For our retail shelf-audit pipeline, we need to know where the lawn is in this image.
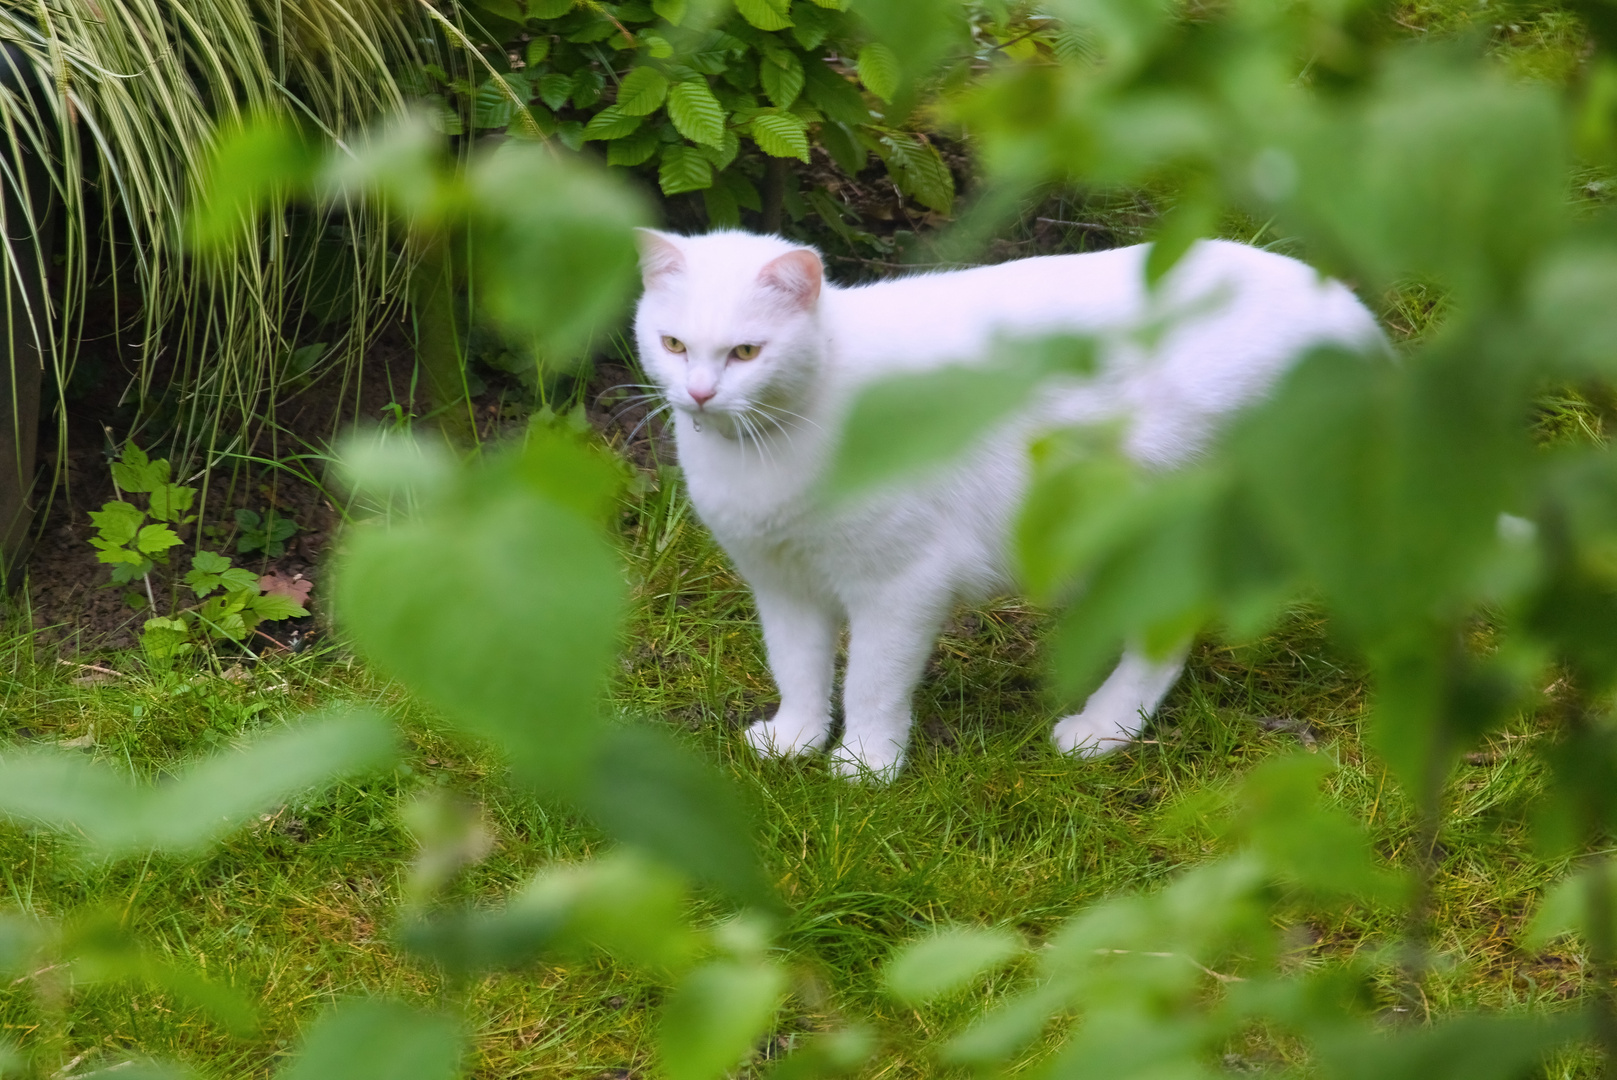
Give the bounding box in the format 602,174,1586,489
1,1,1613,1076
0,469,1594,1077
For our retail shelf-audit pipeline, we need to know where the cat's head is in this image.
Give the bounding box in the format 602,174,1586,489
633,229,825,425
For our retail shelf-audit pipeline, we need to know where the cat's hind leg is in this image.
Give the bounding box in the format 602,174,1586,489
1052,647,1185,758
745,586,838,759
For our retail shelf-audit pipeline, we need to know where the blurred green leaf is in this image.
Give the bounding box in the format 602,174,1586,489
828,336,1093,499
186,116,318,252
883,926,1024,1004
1230,754,1406,904
583,724,771,907
0,711,397,856
763,1027,874,1080
335,445,624,789
660,959,789,1080
1315,1013,1584,1080
279,999,464,1080
402,851,699,974
467,142,647,354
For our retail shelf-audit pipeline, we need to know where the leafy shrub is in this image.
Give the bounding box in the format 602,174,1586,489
416,0,963,234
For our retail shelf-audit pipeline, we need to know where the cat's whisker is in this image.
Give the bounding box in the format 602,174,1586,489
594,381,664,406
607,393,667,425
755,402,823,434
622,402,672,449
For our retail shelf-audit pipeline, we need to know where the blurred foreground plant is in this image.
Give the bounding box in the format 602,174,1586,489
9,0,1617,1075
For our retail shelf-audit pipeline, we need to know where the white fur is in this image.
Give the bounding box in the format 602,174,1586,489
633,230,1382,780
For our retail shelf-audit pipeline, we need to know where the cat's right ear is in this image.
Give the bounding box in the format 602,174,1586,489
636,228,685,288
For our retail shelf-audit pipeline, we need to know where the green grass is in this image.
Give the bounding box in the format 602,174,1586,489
0,469,1595,1077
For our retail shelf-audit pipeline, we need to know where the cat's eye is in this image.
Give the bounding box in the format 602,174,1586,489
661,335,687,354
730,343,761,361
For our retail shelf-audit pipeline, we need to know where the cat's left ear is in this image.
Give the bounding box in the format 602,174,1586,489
759,249,823,310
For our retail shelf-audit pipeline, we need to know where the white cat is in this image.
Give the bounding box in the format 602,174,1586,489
632,229,1381,779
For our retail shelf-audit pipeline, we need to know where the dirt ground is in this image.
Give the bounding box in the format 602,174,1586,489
20,327,675,656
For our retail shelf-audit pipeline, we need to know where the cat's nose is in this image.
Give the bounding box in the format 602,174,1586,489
689,387,715,406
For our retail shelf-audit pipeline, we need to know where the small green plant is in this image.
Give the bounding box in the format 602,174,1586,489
88,444,310,664
235,507,299,558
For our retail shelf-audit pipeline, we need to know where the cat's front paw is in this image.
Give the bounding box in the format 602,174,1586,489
829,733,906,783
745,709,831,759
1052,708,1141,759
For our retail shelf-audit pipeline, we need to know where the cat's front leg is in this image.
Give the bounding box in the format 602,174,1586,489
1052,647,1186,757
834,585,951,782
745,586,838,759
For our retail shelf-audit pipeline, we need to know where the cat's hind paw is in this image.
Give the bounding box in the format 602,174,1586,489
829,735,906,783
1052,708,1143,759
744,710,831,759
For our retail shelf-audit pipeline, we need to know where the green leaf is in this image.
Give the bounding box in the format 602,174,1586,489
857,43,900,103
884,926,1024,1004
1315,1014,1583,1080
1145,187,1219,286
0,711,398,856
696,128,741,170
817,120,866,174
280,999,464,1080
790,3,831,49
805,64,870,127
529,0,574,15
466,143,648,354
1526,861,1617,948
760,48,804,108
704,184,741,228
570,67,606,108
135,524,183,559
735,0,792,31
186,118,318,253
526,37,551,65
660,960,789,1080
89,501,145,546
659,143,715,194
667,78,727,146
147,483,196,523
879,133,954,214
652,0,686,23
249,591,310,622
828,338,1092,498
335,439,625,790
608,127,661,166
617,66,671,115
473,76,524,129
764,1027,875,1080
141,616,194,662
184,549,233,596
582,105,645,141
748,109,810,161
538,72,574,111
111,444,169,494
401,851,700,975
582,723,771,906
